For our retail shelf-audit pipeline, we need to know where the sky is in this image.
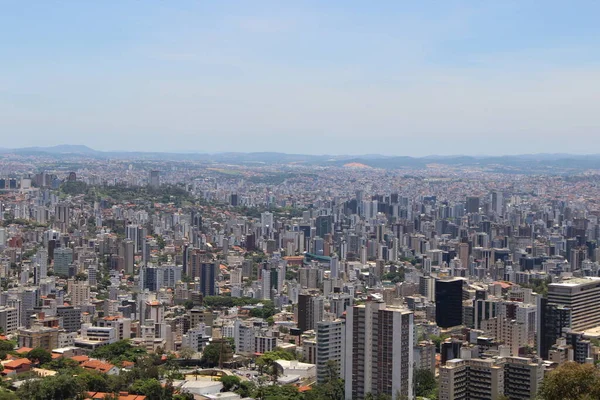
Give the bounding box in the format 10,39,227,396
1,1,600,156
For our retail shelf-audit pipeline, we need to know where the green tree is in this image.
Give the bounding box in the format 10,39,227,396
0,340,16,360
26,348,52,365
77,370,109,392
304,360,344,400
235,381,256,398
200,343,228,367
538,362,600,400
17,374,85,400
220,375,241,392
130,378,170,400
0,390,18,400
414,368,437,398
90,339,147,364
42,357,81,372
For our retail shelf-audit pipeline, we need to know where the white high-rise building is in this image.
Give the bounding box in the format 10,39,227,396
316,319,345,384
261,212,273,233
344,300,414,400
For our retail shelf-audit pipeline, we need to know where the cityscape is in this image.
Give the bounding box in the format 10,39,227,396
3,2,600,400
0,147,599,399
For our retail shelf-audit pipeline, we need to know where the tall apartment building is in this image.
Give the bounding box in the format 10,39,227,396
56,306,82,333
149,170,160,188
316,319,345,383
189,251,216,296
503,356,544,400
344,300,414,400
439,357,504,400
0,307,19,335
67,279,90,307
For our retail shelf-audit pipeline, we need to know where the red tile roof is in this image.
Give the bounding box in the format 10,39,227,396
81,359,116,373
4,358,32,369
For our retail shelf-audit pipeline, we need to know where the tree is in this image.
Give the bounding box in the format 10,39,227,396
0,390,18,400
90,339,147,364
27,348,52,365
304,360,344,400
178,346,196,360
538,362,600,400
220,375,241,392
0,340,15,360
77,370,109,392
200,343,223,367
414,368,437,398
130,378,169,400
17,374,85,400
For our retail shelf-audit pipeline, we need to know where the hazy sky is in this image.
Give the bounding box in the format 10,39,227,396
2,1,600,156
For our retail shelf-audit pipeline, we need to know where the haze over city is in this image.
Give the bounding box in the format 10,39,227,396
2,1,600,155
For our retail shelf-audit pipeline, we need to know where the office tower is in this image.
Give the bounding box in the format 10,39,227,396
344,300,414,400
538,297,571,360
140,266,159,292
316,319,345,383
120,239,134,274
199,261,216,297
261,268,272,300
547,277,600,332
537,277,600,359
466,196,480,214
53,247,73,277
149,170,160,188
297,294,324,332
435,278,464,328
330,255,340,279
492,191,504,216
316,215,333,238
439,358,505,400
191,210,203,230
126,225,139,251
162,265,182,288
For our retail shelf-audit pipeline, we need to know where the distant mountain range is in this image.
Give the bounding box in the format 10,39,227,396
2,145,600,171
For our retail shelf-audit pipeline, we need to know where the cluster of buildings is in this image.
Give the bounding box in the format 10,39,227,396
2,155,600,399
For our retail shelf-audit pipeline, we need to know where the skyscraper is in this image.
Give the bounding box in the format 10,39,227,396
316,319,345,384
435,278,464,328
466,196,480,214
199,261,216,297
53,247,73,277
491,191,504,216
149,170,160,188
297,294,324,332
344,300,414,400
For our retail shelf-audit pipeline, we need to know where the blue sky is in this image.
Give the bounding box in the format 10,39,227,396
1,1,600,155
